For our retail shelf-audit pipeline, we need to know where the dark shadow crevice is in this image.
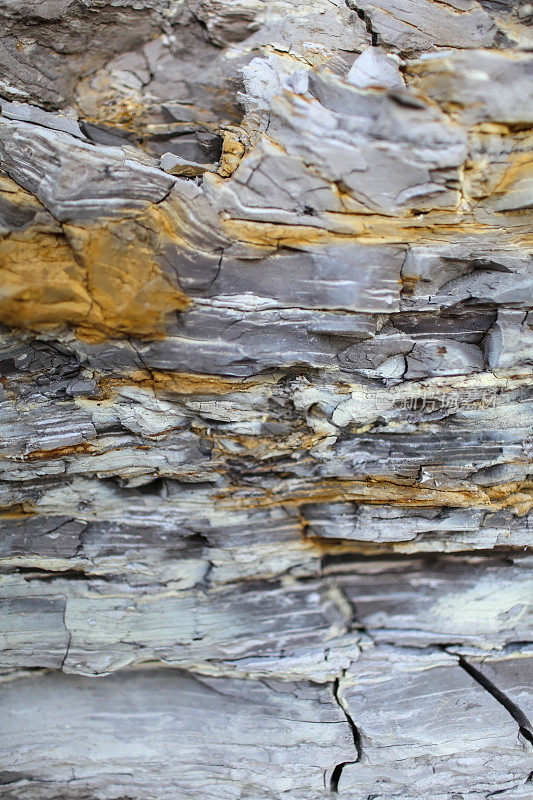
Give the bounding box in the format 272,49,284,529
330,676,363,792
457,655,533,745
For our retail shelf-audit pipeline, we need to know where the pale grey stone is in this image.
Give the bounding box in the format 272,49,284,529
347,46,405,90
0,669,356,800
0,1,532,797
354,0,497,51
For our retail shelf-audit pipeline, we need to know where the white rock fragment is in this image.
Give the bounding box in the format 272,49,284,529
160,152,217,176
347,47,404,90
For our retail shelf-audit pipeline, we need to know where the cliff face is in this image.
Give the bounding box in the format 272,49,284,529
0,2,532,798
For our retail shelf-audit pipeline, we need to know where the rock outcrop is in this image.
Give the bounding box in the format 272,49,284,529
0,1,532,798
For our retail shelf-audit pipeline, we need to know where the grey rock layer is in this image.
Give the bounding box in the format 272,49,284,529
0,1,532,799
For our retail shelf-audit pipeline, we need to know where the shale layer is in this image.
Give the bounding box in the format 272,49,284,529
0,1,532,798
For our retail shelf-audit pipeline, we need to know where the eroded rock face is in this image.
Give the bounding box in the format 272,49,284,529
0,2,532,798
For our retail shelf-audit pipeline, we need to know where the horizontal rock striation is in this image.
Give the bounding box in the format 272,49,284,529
0,1,532,798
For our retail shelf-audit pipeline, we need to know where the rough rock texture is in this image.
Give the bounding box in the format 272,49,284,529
0,2,532,799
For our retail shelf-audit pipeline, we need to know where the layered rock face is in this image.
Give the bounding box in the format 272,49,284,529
1,2,532,798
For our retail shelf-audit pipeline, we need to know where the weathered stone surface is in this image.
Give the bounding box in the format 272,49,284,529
0,669,356,800
337,648,533,798
0,0,532,797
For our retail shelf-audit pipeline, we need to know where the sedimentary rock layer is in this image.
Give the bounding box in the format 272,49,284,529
0,1,532,798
